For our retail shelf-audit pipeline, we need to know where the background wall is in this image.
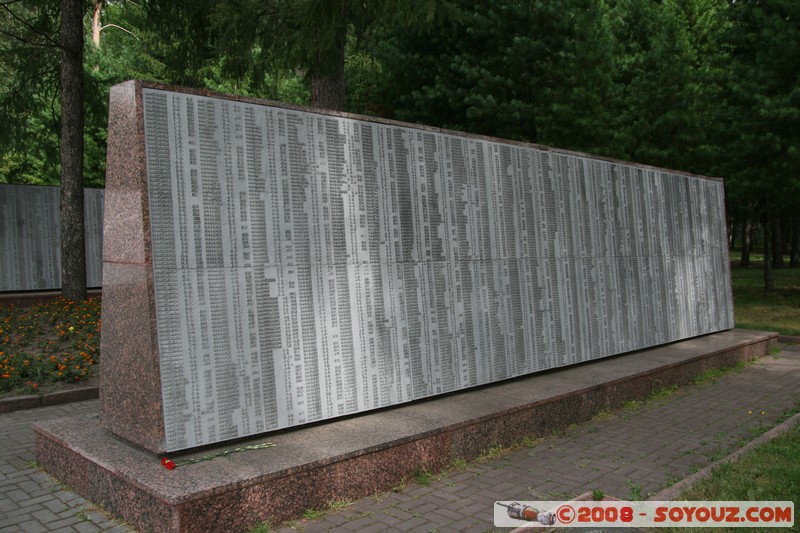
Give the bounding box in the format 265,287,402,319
0,184,103,292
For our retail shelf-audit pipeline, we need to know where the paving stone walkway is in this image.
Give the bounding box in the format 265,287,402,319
1,345,799,533
0,400,127,533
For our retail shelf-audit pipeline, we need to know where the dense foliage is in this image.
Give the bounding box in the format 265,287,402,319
1,0,798,286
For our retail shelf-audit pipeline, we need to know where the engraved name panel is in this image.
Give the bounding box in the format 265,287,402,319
141,89,733,451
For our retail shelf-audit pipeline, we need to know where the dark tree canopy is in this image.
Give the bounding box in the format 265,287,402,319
1,0,799,293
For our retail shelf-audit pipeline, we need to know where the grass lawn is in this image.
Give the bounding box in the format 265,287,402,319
667,421,800,532
730,257,800,336
679,421,800,502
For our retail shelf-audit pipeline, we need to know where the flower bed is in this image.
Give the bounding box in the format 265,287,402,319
0,298,100,394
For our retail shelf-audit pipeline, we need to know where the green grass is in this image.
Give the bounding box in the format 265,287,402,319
693,361,748,385
247,522,272,533
413,466,432,486
0,298,101,394
280,499,354,529
730,251,800,336
666,422,800,531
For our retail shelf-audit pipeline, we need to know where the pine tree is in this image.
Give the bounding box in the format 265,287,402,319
59,0,86,301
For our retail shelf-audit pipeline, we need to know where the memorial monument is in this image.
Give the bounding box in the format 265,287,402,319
34,80,760,533
98,81,733,454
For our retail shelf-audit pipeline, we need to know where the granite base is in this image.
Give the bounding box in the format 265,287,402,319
34,329,777,533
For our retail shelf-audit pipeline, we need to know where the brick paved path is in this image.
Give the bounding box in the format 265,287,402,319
2,345,799,533
0,400,127,533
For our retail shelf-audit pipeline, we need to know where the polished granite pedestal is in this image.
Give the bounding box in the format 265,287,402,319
34,329,776,533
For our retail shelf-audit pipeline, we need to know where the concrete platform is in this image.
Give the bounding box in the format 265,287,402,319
0,288,102,307
0,384,99,414
34,329,777,533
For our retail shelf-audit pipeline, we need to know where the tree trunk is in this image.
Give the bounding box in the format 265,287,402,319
771,217,785,268
309,25,346,111
60,0,86,302
729,219,736,249
790,217,800,268
92,0,104,48
740,219,751,267
763,219,774,293
310,72,346,111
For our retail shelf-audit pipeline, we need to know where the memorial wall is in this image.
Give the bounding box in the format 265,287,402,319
0,184,103,292
102,82,734,453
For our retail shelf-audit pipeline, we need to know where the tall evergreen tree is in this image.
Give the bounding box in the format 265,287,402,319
360,0,616,154
59,0,86,301
0,0,61,184
723,0,800,288
210,0,440,110
605,0,730,174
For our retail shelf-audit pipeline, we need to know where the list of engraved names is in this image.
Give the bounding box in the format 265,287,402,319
142,89,733,451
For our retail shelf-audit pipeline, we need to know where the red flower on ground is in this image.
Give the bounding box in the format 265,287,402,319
161,457,176,470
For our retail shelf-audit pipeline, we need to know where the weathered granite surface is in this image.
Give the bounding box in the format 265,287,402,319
35,329,776,533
